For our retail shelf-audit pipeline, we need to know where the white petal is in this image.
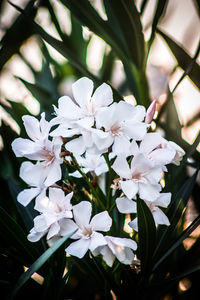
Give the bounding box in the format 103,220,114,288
155,193,171,208
59,219,78,236
65,238,90,258
44,161,62,187
113,101,137,122
69,170,82,178
48,187,64,203
90,211,112,232
131,153,153,174
65,136,86,155
20,161,46,186
95,163,108,176
123,122,147,141
120,180,138,200
72,77,93,108
150,148,175,165
73,201,92,228
112,136,131,155
22,115,41,141
34,215,49,232
138,182,161,202
152,207,170,226
116,197,136,213
128,218,138,231
98,246,115,267
109,236,137,251
47,222,60,239
57,96,82,119
89,232,107,251
112,156,131,179
17,187,40,206
91,83,113,110
50,126,80,138
95,105,115,130
12,138,42,160
140,133,163,154
27,228,46,242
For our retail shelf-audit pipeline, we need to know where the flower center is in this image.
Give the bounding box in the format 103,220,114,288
110,123,122,136
82,225,93,237
132,172,142,181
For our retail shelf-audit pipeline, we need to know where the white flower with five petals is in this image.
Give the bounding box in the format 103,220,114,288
69,153,108,178
94,101,148,154
60,201,112,259
112,153,162,201
92,236,137,267
28,188,73,242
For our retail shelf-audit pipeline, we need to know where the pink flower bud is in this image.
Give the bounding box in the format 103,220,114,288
145,100,157,124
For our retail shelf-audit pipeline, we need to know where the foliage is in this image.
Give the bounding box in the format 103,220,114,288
0,1,199,299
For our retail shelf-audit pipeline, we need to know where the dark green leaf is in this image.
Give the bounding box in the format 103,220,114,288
11,229,77,298
153,215,200,271
157,29,200,89
154,170,199,260
149,0,168,47
137,198,156,277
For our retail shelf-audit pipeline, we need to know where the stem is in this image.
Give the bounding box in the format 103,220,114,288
103,154,113,211
70,156,106,210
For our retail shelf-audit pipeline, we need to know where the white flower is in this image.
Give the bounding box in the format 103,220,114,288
17,161,47,206
128,193,171,231
92,236,137,267
145,100,157,124
60,201,112,258
28,188,73,242
167,141,185,165
129,133,177,167
94,101,148,154
69,153,108,178
112,153,162,201
12,113,51,160
50,77,113,139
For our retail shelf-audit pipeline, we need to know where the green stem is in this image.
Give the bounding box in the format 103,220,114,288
103,154,113,211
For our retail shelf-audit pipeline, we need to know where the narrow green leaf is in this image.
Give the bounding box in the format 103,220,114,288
149,0,168,48
11,230,77,298
153,215,200,271
157,29,200,89
104,0,145,68
154,170,199,259
0,206,39,261
137,198,156,276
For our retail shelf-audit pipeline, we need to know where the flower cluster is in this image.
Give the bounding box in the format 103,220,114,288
12,77,185,267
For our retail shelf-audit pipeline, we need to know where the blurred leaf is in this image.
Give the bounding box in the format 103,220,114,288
137,198,156,277
104,0,145,68
148,0,168,48
140,0,149,15
157,29,200,89
100,49,115,82
11,229,77,298
0,0,36,71
185,111,200,127
16,76,56,113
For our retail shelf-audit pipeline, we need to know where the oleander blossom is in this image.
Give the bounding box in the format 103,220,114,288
92,236,137,267
60,201,112,259
94,101,148,154
128,193,171,230
28,188,73,242
112,154,162,201
69,153,108,178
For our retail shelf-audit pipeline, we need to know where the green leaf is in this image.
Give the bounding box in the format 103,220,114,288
153,215,200,271
0,206,39,263
104,0,145,68
16,76,56,113
157,29,200,89
0,0,36,71
11,229,77,298
137,198,156,277
148,0,168,48
154,170,199,260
